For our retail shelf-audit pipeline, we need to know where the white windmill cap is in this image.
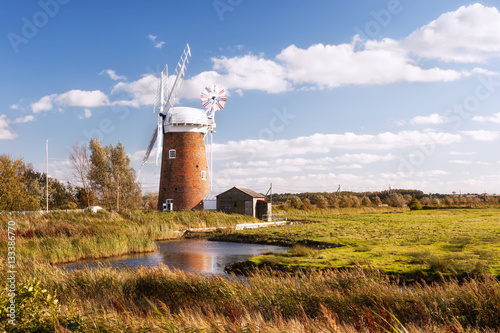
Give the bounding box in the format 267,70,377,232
165,107,208,133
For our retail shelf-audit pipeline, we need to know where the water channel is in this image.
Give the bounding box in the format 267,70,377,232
63,239,288,275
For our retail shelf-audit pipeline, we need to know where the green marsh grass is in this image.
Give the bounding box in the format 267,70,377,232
216,208,500,280
0,209,258,264
2,207,500,331
2,259,500,332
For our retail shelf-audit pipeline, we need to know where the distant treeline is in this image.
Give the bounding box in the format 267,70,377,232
268,189,500,209
0,138,141,212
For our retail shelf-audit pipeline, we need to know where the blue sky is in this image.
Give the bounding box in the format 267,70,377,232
1,0,500,195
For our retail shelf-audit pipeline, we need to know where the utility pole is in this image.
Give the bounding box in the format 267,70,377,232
265,183,273,220
117,177,120,212
46,140,49,212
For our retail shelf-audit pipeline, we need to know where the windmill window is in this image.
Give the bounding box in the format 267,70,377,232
201,170,207,180
169,149,176,159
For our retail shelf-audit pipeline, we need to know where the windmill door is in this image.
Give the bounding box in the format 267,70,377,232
244,201,252,216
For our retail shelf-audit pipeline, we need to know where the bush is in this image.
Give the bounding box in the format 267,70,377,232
408,198,422,210
289,196,304,209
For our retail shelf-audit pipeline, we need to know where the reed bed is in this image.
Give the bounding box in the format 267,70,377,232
1,259,500,332
0,209,256,264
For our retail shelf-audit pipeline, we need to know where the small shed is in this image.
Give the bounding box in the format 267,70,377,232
203,193,218,210
216,187,271,220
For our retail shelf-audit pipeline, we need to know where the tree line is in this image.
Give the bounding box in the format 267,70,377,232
271,190,499,210
0,138,141,211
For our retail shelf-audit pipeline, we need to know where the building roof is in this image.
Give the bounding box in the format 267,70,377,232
217,186,265,198
168,107,208,126
203,192,218,201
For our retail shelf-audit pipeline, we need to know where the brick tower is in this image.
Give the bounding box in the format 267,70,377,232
157,107,209,211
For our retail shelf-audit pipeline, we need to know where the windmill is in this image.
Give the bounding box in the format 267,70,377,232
139,44,228,211
200,84,227,191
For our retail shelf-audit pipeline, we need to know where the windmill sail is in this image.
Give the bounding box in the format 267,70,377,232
164,44,191,114
137,44,191,180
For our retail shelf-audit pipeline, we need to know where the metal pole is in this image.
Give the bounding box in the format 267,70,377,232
210,131,213,192
46,140,48,212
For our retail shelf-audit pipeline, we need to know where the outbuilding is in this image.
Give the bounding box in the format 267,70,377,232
216,187,271,220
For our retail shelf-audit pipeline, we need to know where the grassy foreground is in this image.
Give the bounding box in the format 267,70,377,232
1,260,500,332
2,207,500,331
213,208,500,281
0,209,256,264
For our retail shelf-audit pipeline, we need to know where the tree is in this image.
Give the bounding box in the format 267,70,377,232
0,155,40,211
302,198,313,209
88,138,141,211
408,197,422,210
351,196,361,208
385,193,406,207
289,196,304,209
25,170,77,210
89,138,111,207
328,196,339,208
361,196,371,207
313,194,328,208
340,196,353,208
69,141,93,207
108,141,141,210
371,196,382,206
143,192,158,210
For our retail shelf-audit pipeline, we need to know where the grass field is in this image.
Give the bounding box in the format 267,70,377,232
213,208,500,281
0,209,257,264
2,260,500,332
2,207,500,331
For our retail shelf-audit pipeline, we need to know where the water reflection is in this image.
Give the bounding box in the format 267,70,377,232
63,239,288,275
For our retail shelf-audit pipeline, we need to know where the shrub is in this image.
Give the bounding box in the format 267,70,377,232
408,198,422,210
289,196,304,209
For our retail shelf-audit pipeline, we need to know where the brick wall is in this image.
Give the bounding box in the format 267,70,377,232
157,131,209,211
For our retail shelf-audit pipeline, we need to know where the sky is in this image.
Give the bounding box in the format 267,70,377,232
1,0,500,195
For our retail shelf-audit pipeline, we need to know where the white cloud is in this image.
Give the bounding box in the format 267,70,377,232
218,153,396,178
99,69,127,81
155,41,165,49
130,150,147,163
276,40,465,89
472,112,500,124
32,90,110,113
32,94,56,113
78,109,92,119
147,34,165,49
0,114,17,140
0,114,35,140
461,130,500,141
448,160,489,166
111,74,158,107
56,90,109,108
9,104,19,110
64,4,500,109
12,115,34,123
213,130,462,160
449,159,473,164
411,113,445,125
28,4,500,112
179,55,291,97
449,151,477,156
404,4,500,63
